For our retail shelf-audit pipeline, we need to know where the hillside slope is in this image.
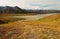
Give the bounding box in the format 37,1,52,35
0,14,60,39
39,14,60,22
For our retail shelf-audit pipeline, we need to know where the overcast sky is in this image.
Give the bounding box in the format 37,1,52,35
0,0,60,10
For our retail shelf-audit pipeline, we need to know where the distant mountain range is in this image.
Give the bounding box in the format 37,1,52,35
0,6,60,14
0,6,24,14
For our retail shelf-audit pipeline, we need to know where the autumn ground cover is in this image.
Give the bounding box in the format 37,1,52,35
0,14,60,39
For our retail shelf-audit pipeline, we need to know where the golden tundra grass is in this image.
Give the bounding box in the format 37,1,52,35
0,13,36,16
0,14,60,39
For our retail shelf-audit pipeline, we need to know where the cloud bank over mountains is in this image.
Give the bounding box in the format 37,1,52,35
0,0,60,10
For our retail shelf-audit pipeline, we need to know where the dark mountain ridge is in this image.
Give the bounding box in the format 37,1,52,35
0,6,60,14
0,6,23,14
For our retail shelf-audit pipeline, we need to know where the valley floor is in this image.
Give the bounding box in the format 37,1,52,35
0,13,60,39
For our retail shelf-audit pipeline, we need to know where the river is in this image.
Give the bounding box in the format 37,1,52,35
6,13,57,20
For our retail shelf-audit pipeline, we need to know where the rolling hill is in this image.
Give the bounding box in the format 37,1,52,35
0,14,60,39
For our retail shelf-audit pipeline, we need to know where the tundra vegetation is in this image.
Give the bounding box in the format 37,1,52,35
0,14,60,39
